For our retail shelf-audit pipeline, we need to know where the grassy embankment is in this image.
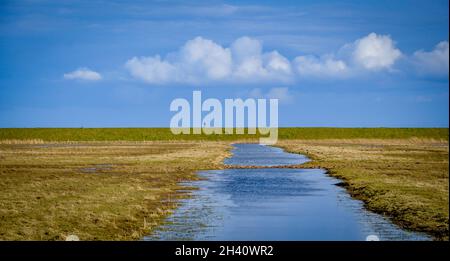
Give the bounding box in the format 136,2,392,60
0,128,448,240
0,127,447,141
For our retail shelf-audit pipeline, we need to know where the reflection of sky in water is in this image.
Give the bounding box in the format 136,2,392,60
224,143,310,166
145,144,430,241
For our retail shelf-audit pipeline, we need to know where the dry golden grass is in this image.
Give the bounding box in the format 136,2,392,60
1,137,448,240
0,141,231,240
278,139,449,240
0,139,45,144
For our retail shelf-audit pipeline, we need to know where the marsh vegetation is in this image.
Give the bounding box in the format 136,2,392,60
0,141,230,240
0,128,448,240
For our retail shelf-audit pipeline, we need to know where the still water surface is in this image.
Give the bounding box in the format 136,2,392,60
145,144,430,240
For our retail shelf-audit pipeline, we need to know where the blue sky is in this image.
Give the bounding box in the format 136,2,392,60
0,0,448,127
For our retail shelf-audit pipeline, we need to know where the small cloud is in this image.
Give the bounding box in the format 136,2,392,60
63,68,102,81
247,87,264,98
231,37,292,82
180,36,232,81
248,87,293,104
264,51,292,75
412,41,449,77
265,87,293,104
293,54,348,77
351,32,402,70
125,56,176,84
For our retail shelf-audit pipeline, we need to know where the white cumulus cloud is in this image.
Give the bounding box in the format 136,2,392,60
264,51,292,75
125,36,292,84
180,37,232,81
125,56,176,84
351,32,402,70
124,34,446,84
63,68,102,81
231,37,292,82
293,55,348,77
412,41,449,77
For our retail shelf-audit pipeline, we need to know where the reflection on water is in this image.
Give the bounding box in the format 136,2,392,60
144,144,430,241
224,143,310,166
